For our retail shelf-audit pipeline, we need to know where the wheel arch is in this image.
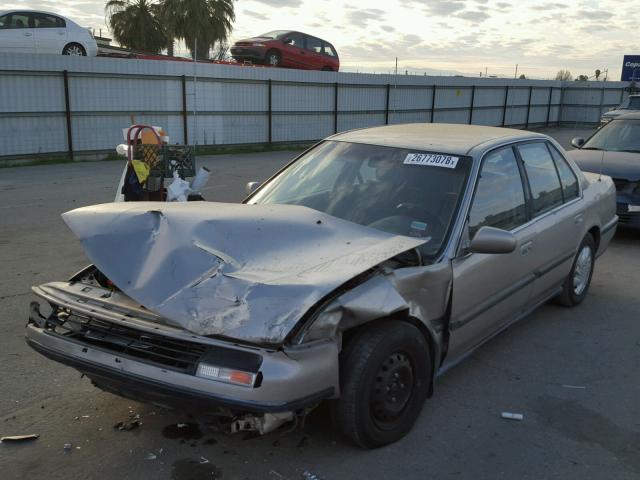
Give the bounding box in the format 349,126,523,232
587,225,600,252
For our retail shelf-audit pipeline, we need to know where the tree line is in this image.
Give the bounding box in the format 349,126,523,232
105,0,234,60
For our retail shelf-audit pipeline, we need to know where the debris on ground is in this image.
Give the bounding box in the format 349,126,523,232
501,412,524,421
114,413,142,431
269,471,288,480
0,434,39,442
561,384,586,389
145,453,157,460
63,443,72,451
302,471,324,480
199,456,209,464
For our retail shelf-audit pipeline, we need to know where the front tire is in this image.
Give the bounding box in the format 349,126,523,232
333,320,432,448
63,43,86,56
555,233,596,307
265,50,281,67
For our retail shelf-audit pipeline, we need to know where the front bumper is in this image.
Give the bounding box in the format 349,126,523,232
230,47,266,63
616,202,640,229
25,299,338,413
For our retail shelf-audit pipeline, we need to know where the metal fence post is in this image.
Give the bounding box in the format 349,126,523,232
62,70,74,160
268,79,273,144
558,86,565,126
334,82,339,133
385,83,390,125
468,85,475,124
501,85,509,126
620,88,625,103
545,87,553,126
181,75,188,144
430,85,436,123
525,86,533,129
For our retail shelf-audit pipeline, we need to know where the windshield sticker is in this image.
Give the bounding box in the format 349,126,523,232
404,153,459,169
409,221,431,239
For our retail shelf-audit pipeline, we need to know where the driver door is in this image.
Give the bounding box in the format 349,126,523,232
445,145,538,365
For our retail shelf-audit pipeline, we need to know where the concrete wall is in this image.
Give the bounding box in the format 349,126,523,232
0,53,630,158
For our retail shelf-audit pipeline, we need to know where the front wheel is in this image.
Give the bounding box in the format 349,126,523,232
63,43,86,56
555,233,596,307
333,320,432,448
265,50,281,67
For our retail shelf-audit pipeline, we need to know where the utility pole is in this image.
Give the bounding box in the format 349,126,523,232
514,64,518,79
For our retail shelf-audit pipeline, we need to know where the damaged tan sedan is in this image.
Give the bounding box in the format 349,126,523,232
26,124,617,448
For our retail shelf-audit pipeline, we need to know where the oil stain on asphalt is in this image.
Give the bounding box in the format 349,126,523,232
172,458,222,480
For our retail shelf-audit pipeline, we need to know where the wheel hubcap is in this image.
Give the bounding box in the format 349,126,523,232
572,245,592,296
66,46,83,56
269,55,279,65
371,352,414,424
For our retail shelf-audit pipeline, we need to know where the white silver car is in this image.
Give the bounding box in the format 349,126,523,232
0,10,97,56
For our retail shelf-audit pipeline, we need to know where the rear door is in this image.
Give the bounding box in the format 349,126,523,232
303,35,326,70
447,145,537,363
0,12,36,53
516,141,584,303
33,12,67,54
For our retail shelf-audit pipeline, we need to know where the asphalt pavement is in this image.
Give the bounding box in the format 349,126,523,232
1,126,639,480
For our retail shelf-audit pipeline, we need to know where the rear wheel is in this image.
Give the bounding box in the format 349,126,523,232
555,233,595,306
265,50,281,67
63,43,86,56
333,320,432,448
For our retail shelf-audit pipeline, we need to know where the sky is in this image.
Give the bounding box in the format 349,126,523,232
5,0,638,79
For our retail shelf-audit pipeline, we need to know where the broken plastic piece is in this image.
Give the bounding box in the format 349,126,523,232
1,434,39,442
145,453,157,460
166,172,191,202
63,443,72,450
501,412,524,421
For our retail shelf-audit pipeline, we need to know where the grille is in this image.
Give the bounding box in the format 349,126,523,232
56,315,208,373
617,211,638,224
612,178,629,192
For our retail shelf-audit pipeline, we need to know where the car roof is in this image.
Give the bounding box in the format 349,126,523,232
615,112,640,120
328,123,547,156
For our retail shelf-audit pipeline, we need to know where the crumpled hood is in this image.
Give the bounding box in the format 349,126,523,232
62,202,425,345
568,149,640,181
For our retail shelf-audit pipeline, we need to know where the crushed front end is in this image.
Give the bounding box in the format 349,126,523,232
26,270,339,434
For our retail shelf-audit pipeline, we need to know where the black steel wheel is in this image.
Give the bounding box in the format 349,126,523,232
333,320,432,448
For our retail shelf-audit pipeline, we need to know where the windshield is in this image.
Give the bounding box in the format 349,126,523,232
582,119,640,153
257,30,289,39
249,141,472,258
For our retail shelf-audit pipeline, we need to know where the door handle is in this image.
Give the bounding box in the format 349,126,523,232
57,32,65,35
24,32,33,37
574,213,584,224
520,241,533,255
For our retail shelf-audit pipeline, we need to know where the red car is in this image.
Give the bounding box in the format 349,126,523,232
231,30,339,71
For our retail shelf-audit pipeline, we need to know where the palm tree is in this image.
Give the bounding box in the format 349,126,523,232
160,0,235,60
157,0,183,57
106,0,167,53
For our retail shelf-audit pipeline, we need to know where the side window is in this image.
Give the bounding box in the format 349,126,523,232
518,142,563,216
284,32,304,48
306,36,323,54
322,42,337,57
469,147,527,237
547,143,579,201
34,13,66,28
3,13,31,28
0,14,8,29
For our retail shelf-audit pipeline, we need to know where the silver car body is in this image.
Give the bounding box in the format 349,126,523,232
26,124,617,424
600,94,640,126
0,9,98,56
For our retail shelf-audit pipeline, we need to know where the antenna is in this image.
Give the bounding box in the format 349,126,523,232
598,150,604,182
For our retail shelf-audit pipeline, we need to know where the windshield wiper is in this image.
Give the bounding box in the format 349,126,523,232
581,147,602,150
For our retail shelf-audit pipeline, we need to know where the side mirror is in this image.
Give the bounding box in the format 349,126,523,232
245,181,261,195
571,137,585,148
469,226,517,254
282,38,291,44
